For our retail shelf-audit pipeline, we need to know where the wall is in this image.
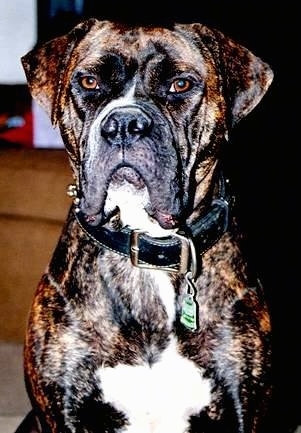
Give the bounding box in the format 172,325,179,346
0,1,37,84
0,149,72,341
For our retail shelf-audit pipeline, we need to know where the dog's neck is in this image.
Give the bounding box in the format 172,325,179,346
73,171,231,276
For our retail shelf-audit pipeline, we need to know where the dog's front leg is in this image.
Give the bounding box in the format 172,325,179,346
212,289,272,433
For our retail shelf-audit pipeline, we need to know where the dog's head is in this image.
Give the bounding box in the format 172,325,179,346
22,19,273,235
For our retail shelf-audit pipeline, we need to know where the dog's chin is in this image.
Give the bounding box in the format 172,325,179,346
104,183,178,237
82,167,178,236
82,166,177,236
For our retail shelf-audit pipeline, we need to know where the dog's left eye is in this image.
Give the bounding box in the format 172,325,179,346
169,78,192,93
79,76,99,90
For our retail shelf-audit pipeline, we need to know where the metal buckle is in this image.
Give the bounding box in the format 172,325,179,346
130,229,197,277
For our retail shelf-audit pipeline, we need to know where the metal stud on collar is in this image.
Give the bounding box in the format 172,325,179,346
66,184,80,213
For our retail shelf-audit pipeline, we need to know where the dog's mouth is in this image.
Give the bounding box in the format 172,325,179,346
80,165,181,232
111,166,145,190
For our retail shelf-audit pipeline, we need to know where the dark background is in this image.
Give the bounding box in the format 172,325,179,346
37,2,300,432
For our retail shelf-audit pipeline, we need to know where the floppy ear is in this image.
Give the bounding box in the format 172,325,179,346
186,23,274,126
21,18,98,125
218,31,273,125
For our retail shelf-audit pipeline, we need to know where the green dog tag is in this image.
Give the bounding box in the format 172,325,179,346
180,293,197,331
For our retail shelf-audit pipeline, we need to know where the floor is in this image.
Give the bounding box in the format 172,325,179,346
0,341,300,433
0,342,31,433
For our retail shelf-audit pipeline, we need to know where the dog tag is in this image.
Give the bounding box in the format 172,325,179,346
180,273,198,331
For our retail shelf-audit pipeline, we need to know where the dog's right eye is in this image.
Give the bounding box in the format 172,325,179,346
169,78,192,94
79,76,99,90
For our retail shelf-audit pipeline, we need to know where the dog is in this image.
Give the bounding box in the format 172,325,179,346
17,18,273,433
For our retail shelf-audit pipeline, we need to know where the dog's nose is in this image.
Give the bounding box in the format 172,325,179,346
101,108,153,146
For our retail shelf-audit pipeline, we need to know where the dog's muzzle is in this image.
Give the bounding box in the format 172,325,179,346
78,105,183,229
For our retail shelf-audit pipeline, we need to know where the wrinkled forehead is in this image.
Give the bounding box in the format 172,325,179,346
74,22,207,76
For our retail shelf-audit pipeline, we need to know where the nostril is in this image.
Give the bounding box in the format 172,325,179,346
101,108,153,146
101,117,118,139
128,117,151,135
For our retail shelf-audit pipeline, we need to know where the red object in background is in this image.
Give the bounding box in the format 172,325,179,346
0,84,33,148
0,110,33,148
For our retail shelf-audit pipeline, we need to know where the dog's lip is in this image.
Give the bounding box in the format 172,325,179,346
83,206,178,230
81,182,181,231
83,208,179,230
111,166,145,189
80,166,144,225
80,164,182,230
82,196,180,230
145,206,179,229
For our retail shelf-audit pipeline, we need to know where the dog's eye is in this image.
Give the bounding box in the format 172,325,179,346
79,76,99,90
169,78,192,93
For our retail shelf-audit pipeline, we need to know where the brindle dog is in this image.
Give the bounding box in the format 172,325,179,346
17,19,273,433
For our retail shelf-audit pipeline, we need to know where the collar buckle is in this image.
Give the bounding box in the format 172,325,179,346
130,229,197,276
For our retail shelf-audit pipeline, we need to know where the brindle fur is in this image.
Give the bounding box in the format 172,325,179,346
18,19,273,433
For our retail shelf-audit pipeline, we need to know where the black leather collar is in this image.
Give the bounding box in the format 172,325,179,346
74,174,231,275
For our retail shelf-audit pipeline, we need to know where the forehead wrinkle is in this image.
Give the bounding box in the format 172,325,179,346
142,28,206,66
74,23,135,64
138,43,203,79
75,24,208,79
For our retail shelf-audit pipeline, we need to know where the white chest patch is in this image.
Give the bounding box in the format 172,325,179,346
149,270,176,329
96,337,211,433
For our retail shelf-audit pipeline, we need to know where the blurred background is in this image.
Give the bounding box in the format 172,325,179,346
0,1,299,432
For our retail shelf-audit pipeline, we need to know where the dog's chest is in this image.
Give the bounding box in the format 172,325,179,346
96,336,211,433
93,270,212,432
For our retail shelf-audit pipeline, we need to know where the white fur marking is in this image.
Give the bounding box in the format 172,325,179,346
105,183,177,327
87,84,137,171
97,337,211,433
104,182,175,237
149,270,176,329
99,84,136,122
